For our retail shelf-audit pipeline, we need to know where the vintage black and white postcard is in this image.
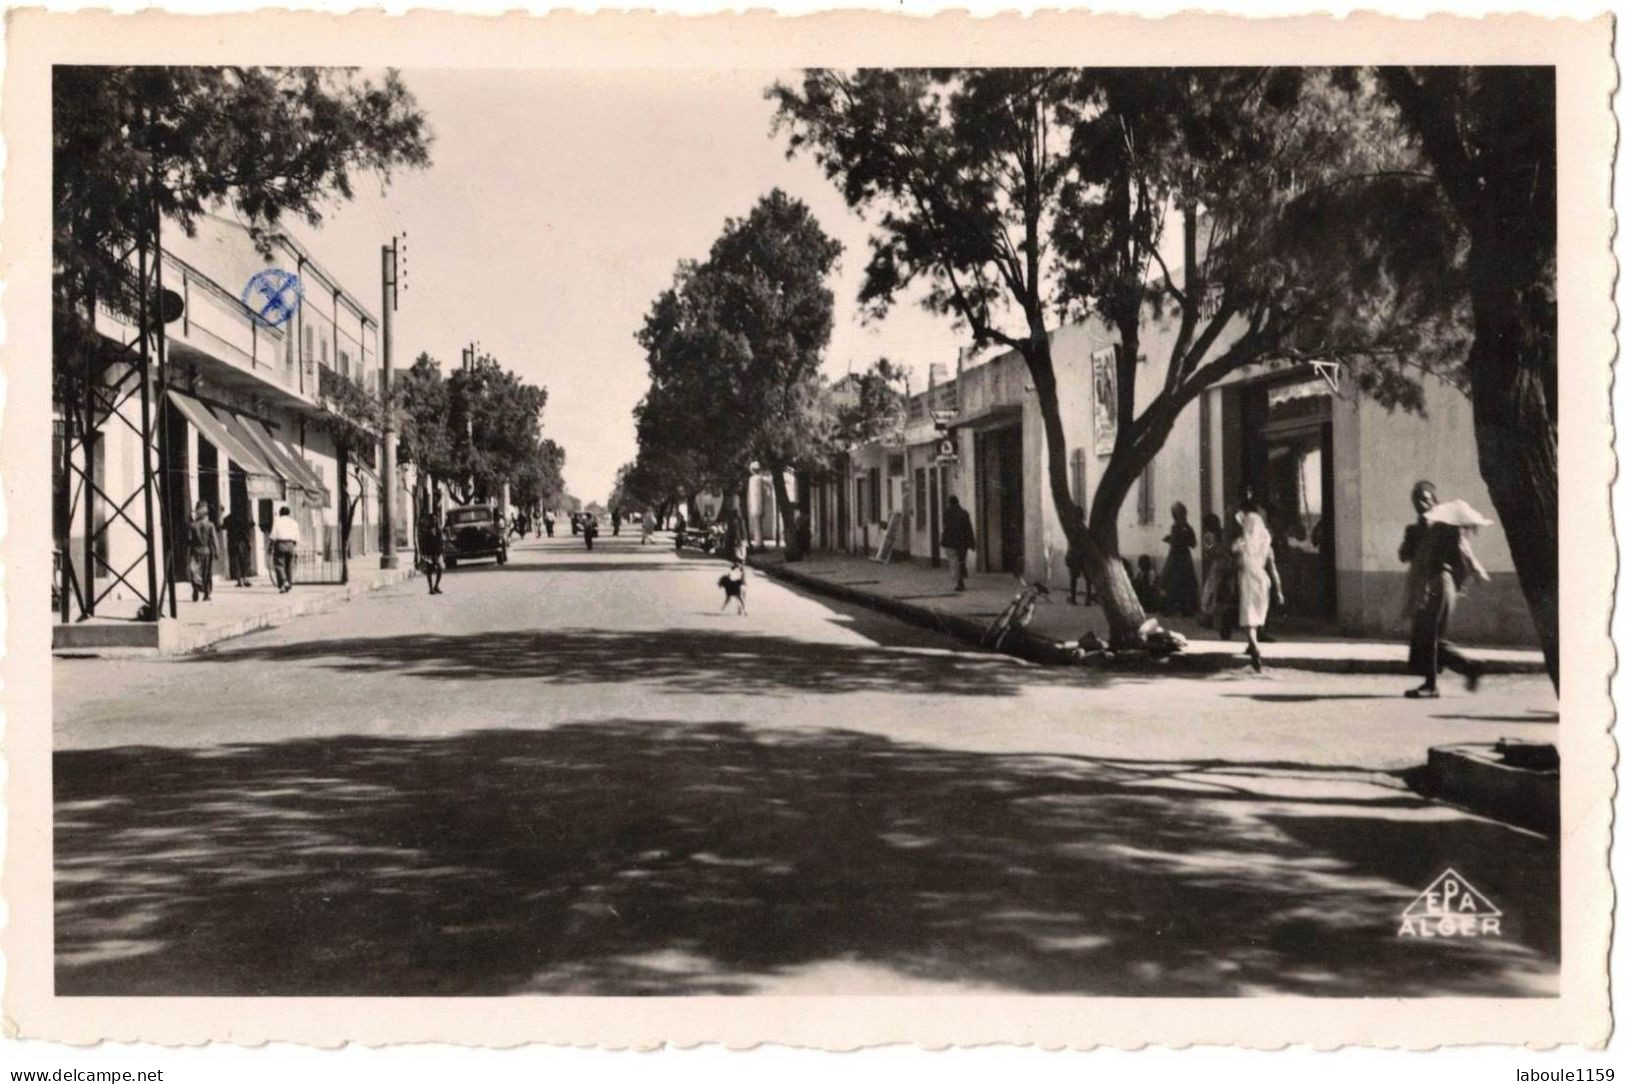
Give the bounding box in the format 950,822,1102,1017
1,7,1614,1049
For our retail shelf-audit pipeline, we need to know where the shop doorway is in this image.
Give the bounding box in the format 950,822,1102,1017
975,423,1024,575
1225,378,1336,620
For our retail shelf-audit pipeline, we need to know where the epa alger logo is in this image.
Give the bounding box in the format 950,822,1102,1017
1398,869,1503,938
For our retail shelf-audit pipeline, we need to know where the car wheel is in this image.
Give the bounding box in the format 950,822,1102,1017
445,557,457,569
497,549,508,565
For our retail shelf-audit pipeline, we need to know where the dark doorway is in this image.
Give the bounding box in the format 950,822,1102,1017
196,437,220,520
1230,378,1337,621
928,464,942,568
975,424,1024,575
163,406,192,583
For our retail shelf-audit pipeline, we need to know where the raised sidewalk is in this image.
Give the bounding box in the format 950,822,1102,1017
53,554,416,656
750,550,1547,676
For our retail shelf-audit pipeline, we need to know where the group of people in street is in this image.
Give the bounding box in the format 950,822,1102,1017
941,476,1491,688
185,502,303,601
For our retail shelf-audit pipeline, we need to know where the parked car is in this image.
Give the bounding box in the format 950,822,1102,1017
442,503,509,568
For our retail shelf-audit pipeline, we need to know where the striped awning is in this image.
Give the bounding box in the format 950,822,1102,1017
165,391,282,497
230,413,331,506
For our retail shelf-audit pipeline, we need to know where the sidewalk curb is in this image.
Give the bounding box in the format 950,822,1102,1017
54,565,417,658
751,558,1546,677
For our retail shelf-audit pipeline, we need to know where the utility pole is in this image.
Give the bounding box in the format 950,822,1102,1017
461,340,477,499
379,235,401,570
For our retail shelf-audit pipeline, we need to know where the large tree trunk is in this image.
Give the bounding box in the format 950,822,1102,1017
1466,247,1559,688
769,464,802,561
1026,336,1148,644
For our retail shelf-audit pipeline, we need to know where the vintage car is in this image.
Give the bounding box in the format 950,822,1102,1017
442,503,509,568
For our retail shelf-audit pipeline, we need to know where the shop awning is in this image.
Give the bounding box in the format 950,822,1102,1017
231,413,331,506
164,391,283,498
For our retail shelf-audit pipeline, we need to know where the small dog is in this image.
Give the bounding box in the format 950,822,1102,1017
717,562,747,615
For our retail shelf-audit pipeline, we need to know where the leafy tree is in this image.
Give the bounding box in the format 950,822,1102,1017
772,68,1462,643
632,190,842,559
317,370,383,559
512,438,567,518
1376,66,1557,686
394,350,553,510
394,352,456,512
829,358,908,450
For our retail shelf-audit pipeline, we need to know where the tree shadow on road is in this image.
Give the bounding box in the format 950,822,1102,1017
205,626,1074,698
55,720,1557,997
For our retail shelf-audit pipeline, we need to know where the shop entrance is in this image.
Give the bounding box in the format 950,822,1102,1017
975,422,1024,575
1224,377,1337,620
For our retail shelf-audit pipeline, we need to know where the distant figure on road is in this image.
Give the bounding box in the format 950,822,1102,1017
223,505,254,588
268,505,300,594
1159,501,1199,616
611,508,622,536
582,513,599,551
1401,481,1491,698
940,495,975,592
543,509,556,537
418,515,445,596
187,500,218,602
1233,503,1284,672
641,510,656,545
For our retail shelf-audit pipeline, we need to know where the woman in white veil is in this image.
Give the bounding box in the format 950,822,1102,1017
1233,501,1284,672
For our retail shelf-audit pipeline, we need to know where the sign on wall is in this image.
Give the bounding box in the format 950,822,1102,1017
1092,345,1118,456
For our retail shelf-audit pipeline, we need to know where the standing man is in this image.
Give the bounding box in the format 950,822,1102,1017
1401,480,1491,698
611,507,622,536
223,504,254,588
268,505,301,593
940,495,975,592
583,512,599,551
418,513,445,596
543,508,556,538
187,500,218,602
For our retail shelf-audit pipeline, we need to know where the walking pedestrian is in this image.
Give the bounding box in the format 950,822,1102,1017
611,508,622,536
641,509,656,545
582,513,598,551
544,508,556,538
1159,502,1200,616
223,505,254,587
268,505,300,593
187,500,218,602
1402,481,1491,698
418,514,445,596
940,495,975,592
1233,503,1284,671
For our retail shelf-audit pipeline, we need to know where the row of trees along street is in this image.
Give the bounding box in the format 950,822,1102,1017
621,66,1554,683
619,189,910,555
392,351,568,516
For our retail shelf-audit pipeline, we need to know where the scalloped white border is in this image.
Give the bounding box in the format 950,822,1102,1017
0,6,1614,1055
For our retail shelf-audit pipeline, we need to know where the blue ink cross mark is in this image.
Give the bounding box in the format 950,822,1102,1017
243,269,303,329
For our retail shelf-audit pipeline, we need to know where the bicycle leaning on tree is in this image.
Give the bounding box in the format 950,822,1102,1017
982,577,1050,653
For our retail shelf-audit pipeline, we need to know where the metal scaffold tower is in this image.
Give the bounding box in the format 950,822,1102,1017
54,189,177,625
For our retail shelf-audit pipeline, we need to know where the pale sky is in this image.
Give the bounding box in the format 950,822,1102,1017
288,68,965,504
